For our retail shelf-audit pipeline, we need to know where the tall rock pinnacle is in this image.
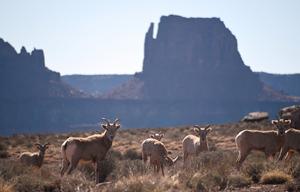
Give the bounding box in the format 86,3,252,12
141,15,263,101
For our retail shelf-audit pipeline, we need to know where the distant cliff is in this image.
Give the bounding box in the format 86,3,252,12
62,75,132,97
257,72,300,97
141,15,263,101
76,15,296,103
0,38,83,99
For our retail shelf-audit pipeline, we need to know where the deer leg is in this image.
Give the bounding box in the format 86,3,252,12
160,164,165,176
284,150,294,161
142,153,148,164
67,158,79,175
236,149,250,171
278,147,289,161
60,159,70,177
95,161,101,184
183,152,188,165
156,163,160,174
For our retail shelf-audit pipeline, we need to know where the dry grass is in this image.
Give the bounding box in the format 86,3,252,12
261,170,293,184
0,121,298,191
227,174,251,188
0,178,14,192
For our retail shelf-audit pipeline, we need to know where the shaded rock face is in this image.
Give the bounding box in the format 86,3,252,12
257,72,300,97
141,15,263,101
62,74,133,97
102,76,144,100
279,105,300,129
0,38,80,99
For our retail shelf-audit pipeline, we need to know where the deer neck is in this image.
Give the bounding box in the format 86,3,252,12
276,134,285,148
38,151,44,158
199,138,208,151
37,151,45,166
200,138,207,146
103,131,113,150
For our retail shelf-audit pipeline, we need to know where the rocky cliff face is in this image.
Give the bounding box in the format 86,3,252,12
257,72,300,97
0,38,82,99
141,15,263,101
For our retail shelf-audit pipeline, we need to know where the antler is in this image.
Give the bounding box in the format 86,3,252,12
101,118,110,124
193,125,201,128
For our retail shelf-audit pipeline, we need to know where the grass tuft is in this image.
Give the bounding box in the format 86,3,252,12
261,170,293,184
0,178,14,192
123,149,141,160
243,162,265,183
227,174,251,188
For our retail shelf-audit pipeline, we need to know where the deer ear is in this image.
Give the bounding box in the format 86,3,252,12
193,127,200,134
285,120,291,125
115,124,121,129
101,124,108,130
272,120,278,125
206,127,212,132
150,135,154,138
35,143,41,149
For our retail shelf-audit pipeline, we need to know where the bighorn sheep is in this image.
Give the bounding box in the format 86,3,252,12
235,119,290,170
19,143,50,168
60,118,120,183
142,138,178,176
141,132,164,164
182,125,212,163
149,140,179,176
278,120,300,161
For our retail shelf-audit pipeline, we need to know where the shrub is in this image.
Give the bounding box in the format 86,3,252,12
11,135,25,147
112,160,147,179
227,174,251,188
243,162,265,183
285,181,300,192
0,142,9,159
187,173,207,191
123,149,141,160
98,155,116,182
0,160,61,192
0,160,30,180
109,175,174,192
78,163,95,181
0,151,9,159
12,174,49,192
60,175,94,192
203,172,227,190
188,171,227,191
260,170,293,184
0,142,7,151
25,143,33,149
288,161,300,178
0,178,14,192
110,149,123,160
114,177,147,192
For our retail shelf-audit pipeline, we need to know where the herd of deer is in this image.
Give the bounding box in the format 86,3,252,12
17,118,300,183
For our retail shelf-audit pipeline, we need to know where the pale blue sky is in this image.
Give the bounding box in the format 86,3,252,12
0,0,299,75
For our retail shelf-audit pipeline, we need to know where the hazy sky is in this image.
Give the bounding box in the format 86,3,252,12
0,0,299,75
